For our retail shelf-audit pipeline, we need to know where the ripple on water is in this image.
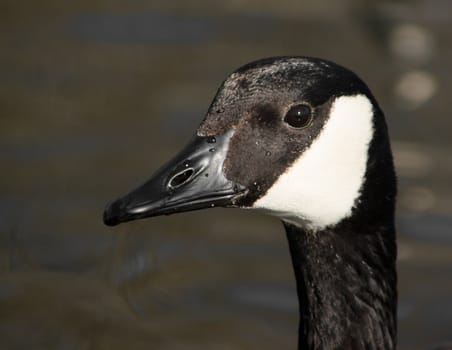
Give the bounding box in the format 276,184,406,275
398,212,452,244
65,13,215,45
63,12,278,46
227,282,297,312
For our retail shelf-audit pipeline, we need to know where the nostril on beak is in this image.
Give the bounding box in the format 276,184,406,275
168,168,194,189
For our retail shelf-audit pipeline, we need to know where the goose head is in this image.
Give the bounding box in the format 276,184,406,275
104,56,395,231
103,56,398,350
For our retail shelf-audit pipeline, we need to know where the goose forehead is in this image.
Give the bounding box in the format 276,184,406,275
252,94,375,230
198,61,326,136
214,59,324,101
225,58,320,86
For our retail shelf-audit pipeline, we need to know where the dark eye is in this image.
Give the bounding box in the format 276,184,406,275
284,104,312,129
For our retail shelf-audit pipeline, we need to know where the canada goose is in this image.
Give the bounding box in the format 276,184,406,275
104,57,398,350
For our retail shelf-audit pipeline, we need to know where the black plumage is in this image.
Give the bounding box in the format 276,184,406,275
104,57,398,350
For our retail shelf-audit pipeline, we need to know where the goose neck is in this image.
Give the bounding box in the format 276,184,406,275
284,221,397,350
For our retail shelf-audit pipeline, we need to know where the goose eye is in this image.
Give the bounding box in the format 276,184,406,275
284,104,312,129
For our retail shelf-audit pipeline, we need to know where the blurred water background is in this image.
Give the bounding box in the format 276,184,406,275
1,1,451,349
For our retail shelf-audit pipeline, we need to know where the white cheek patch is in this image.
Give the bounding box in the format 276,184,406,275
252,94,374,230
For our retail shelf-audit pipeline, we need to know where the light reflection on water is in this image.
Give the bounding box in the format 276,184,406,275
1,1,452,349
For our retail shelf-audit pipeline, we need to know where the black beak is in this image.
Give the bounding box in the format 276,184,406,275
103,129,246,226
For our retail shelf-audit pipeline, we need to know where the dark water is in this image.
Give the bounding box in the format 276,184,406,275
1,1,452,349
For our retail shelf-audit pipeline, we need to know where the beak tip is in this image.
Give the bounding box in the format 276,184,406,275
103,200,123,227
